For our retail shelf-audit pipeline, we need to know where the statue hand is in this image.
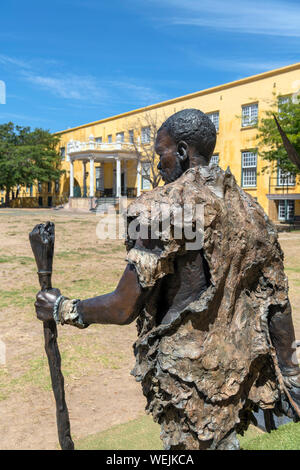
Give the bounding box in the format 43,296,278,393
35,288,61,322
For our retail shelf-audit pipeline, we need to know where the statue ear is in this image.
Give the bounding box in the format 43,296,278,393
177,141,189,161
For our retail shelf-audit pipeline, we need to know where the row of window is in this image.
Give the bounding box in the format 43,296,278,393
103,127,151,145
207,95,291,132
210,151,296,189
206,103,258,132
60,127,151,160
37,181,60,193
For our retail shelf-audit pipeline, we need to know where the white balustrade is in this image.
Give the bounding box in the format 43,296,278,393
67,140,135,156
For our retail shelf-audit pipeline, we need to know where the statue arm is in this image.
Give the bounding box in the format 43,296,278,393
35,263,147,326
77,263,147,326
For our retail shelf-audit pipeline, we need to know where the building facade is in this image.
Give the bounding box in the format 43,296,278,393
5,62,300,223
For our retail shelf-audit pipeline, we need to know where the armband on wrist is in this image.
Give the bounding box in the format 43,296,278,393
53,295,66,324
59,299,88,329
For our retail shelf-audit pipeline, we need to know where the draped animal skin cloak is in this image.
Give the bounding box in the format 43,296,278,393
125,165,292,450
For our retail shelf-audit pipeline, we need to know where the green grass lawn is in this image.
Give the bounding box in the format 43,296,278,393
75,415,300,450
75,415,163,450
240,421,300,450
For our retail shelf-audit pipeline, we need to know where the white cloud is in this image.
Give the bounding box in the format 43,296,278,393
149,0,300,37
0,53,165,106
23,72,108,102
0,54,31,69
22,71,166,107
106,80,166,104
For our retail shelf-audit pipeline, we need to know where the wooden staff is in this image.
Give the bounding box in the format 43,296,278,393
29,221,74,450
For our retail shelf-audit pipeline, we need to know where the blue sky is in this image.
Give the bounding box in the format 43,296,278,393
0,0,299,133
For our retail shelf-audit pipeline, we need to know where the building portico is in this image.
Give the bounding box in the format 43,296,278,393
67,136,142,206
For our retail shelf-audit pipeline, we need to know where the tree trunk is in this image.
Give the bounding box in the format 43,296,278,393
5,187,10,206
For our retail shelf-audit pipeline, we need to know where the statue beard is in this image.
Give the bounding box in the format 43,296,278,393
160,156,185,184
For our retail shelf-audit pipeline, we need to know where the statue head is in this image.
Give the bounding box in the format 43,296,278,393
155,108,217,184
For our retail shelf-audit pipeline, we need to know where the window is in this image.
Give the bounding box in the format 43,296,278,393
60,147,65,160
116,132,124,143
141,162,151,190
55,180,59,193
207,112,219,132
241,151,257,187
26,184,33,196
96,166,104,191
129,130,134,144
141,126,151,144
278,95,291,113
277,168,295,186
210,154,219,165
108,135,112,143
95,137,102,144
242,103,258,127
48,182,52,193
38,182,42,193
278,200,295,221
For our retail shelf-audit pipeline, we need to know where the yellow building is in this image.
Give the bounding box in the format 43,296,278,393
6,62,300,223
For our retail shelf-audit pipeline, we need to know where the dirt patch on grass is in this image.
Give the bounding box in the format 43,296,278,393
0,209,299,450
0,209,146,450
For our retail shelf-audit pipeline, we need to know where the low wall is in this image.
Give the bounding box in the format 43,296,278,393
9,195,68,208
68,197,97,211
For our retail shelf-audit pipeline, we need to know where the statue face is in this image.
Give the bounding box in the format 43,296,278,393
155,129,184,184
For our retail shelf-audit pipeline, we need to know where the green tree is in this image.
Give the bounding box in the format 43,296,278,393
0,122,64,205
256,93,300,175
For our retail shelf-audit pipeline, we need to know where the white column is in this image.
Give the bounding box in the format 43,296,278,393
89,158,95,197
116,158,121,198
124,160,127,195
83,161,87,197
137,161,141,197
70,159,74,197
113,162,116,195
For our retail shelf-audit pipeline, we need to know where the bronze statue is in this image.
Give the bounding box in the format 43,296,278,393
35,109,300,450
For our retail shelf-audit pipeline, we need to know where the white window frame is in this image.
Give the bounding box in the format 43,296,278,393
242,103,258,128
210,154,219,165
129,130,134,144
278,95,291,113
278,200,295,221
241,151,257,187
141,162,151,190
141,126,151,144
207,112,219,132
116,132,124,143
277,168,295,186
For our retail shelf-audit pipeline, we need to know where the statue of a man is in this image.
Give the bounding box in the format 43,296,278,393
35,109,300,450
